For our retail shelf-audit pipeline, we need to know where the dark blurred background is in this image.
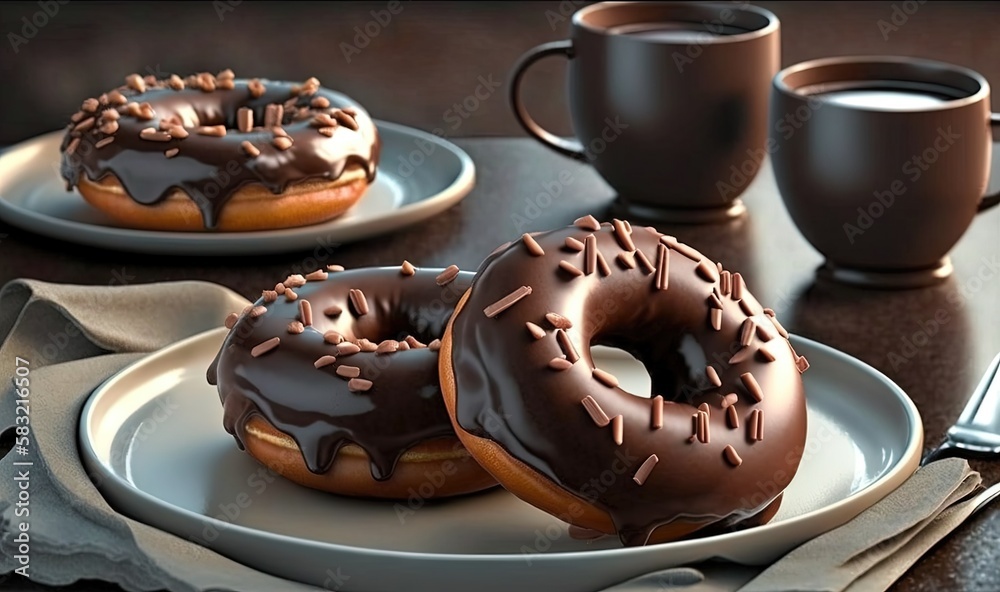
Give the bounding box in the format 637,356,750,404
2,1,1000,146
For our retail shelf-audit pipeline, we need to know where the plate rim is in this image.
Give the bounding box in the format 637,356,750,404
0,121,475,253
79,327,924,563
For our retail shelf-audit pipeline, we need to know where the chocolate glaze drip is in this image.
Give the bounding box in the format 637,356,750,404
60,74,379,228
207,267,470,480
449,223,808,546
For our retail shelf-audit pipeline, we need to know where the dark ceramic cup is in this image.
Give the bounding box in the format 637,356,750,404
771,56,1000,289
510,2,780,223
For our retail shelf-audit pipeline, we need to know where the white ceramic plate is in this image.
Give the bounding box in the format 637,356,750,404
79,329,922,592
0,122,474,255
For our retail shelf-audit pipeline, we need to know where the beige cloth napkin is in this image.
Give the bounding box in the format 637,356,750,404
0,279,985,592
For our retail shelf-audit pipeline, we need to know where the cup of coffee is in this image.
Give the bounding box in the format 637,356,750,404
770,56,1000,288
509,1,780,223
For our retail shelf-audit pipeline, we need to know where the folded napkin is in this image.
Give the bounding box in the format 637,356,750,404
0,280,985,592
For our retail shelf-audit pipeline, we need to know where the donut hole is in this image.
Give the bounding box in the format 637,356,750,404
590,333,709,402
590,345,652,397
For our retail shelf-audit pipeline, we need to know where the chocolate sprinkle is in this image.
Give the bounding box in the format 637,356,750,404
313,355,337,369
299,300,313,326
584,234,597,275
522,233,545,256
250,337,280,357
526,322,546,340
727,405,740,429
428,339,442,351
633,250,655,274
721,270,732,295
749,408,763,441
349,289,369,316
723,445,743,467
94,137,115,149
249,305,267,318
336,365,361,379
556,329,580,364
633,454,658,486
337,342,361,355
305,270,328,281
400,260,416,276
741,372,764,402
285,274,307,288
612,415,624,445
284,289,298,302
574,214,601,231
596,251,612,277
237,107,253,132
549,357,573,371
729,347,753,365
241,141,260,157
710,308,723,331
436,265,460,286
740,318,756,347
721,393,739,408
581,395,611,427
348,378,373,392
376,340,400,355
558,260,584,278
795,356,811,373
732,273,745,301
616,252,636,269
545,312,572,329
696,260,719,282
670,241,703,263
327,265,346,272
593,368,619,388
323,330,344,344
651,396,664,429
483,285,532,318
655,244,669,290
706,365,722,387
612,219,636,251
564,237,585,251
224,312,239,329
759,344,777,363
287,321,304,334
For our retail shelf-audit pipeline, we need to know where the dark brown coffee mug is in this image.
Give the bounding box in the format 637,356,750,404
770,56,1000,288
510,1,780,223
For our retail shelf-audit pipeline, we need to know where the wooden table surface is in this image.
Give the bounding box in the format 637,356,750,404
1,2,999,591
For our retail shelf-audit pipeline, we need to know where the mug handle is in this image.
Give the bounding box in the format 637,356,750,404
509,40,587,161
979,113,1000,212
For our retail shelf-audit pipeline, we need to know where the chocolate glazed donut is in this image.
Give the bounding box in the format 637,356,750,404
60,71,379,231
207,264,496,499
440,217,809,546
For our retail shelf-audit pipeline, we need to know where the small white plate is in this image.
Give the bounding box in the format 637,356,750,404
79,329,922,592
0,122,474,255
